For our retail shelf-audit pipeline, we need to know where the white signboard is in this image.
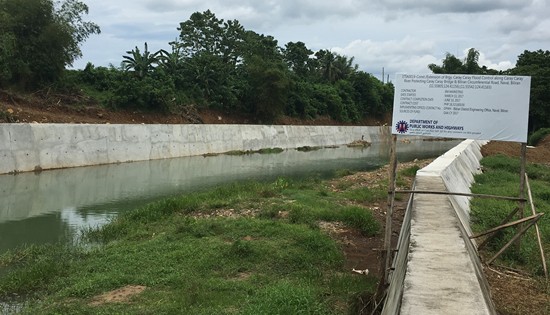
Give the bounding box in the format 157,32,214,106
391,74,531,142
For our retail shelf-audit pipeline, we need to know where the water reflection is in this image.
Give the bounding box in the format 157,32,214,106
0,140,459,253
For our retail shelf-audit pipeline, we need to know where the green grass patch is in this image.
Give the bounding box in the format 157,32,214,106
0,173,386,314
399,164,421,178
471,155,550,273
344,186,387,204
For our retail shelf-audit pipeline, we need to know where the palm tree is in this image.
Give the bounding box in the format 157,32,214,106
122,42,160,78
156,40,184,73
315,50,357,83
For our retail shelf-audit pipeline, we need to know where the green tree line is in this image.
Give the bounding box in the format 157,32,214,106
1,1,548,129
75,10,393,122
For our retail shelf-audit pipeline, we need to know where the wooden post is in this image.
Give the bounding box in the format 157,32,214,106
525,174,548,279
383,135,398,286
470,213,542,239
517,143,527,251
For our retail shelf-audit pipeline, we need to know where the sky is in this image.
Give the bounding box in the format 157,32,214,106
73,0,550,80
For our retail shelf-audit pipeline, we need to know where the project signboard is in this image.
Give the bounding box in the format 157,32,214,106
391,74,531,142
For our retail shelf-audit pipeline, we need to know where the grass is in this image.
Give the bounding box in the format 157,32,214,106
470,154,550,274
0,172,382,314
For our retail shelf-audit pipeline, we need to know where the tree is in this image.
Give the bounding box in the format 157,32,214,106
175,10,246,109
0,13,15,83
515,49,550,68
238,31,289,121
463,48,481,74
122,42,161,79
314,50,357,83
243,56,290,122
315,50,338,83
0,0,100,88
56,0,101,62
428,48,499,75
509,50,550,132
428,52,465,74
177,10,244,64
283,41,313,77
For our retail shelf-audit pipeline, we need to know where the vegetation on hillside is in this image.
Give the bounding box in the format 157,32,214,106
65,9,394,123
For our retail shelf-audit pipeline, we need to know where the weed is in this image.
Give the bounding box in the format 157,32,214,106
273,177,290,190
344,186,386,203
399,165,420,177
340,206,380,236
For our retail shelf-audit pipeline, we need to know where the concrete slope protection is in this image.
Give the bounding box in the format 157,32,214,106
0,124,392,175
383,139,495,315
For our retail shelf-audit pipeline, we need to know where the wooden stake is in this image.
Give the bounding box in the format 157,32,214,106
380,135,397,291
525,174,548,279
470,213,542,239
517,143,527,251
487,214,543,265
395,189,525,202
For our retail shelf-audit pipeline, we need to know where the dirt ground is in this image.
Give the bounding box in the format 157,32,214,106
2,90,549,313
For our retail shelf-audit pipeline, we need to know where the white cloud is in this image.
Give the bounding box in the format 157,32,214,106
373,0,529,14
333,37,438,75
73,0,550,76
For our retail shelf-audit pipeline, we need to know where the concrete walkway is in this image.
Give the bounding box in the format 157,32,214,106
400,175,492,314
382,140,495,315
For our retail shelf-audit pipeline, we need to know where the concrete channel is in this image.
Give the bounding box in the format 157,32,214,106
383,139,496,314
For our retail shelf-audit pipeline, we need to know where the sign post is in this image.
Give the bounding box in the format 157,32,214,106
391,74,530,142
381,74,531,289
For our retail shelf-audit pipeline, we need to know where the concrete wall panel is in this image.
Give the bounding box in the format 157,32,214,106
0,123,394,174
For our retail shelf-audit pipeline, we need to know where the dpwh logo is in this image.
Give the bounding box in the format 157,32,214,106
395,120,409,134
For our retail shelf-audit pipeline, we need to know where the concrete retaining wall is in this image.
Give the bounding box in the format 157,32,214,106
382,139,495,315
0,124,391,174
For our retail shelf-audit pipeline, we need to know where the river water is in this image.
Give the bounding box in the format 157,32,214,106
0,140,459,253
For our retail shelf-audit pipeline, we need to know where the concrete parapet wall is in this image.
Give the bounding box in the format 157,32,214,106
0,124,391,174
382,139,495,315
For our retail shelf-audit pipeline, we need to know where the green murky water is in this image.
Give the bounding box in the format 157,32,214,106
0,140,459,253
